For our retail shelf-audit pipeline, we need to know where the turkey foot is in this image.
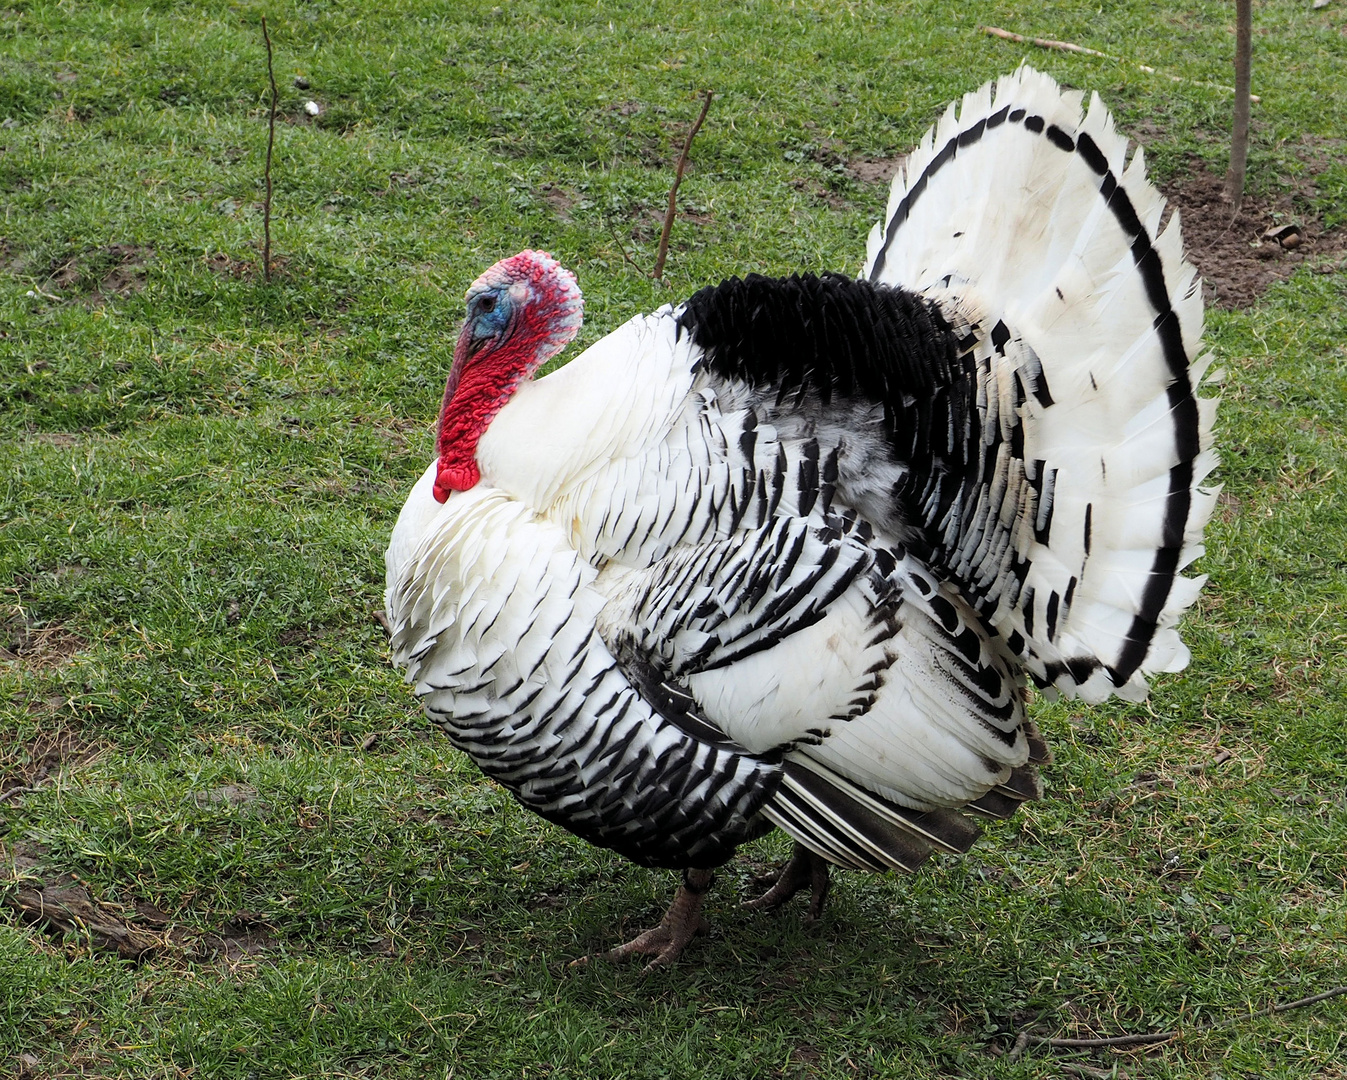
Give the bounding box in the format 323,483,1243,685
586,868,714,969
744,843,831,920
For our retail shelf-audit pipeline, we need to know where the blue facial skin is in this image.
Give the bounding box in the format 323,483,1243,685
464,287,514,354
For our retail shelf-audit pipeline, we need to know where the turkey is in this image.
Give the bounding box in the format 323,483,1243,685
385,67,1218,966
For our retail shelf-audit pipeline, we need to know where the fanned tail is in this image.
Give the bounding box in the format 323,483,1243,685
865,66,1218,702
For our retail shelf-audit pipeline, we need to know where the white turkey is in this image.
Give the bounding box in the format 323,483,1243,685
385,67,1218,966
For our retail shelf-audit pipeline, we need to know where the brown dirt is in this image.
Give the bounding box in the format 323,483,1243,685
847,155,907,185
1158,158,1347,309
7,853,164,960
0,610,85,669
788,178,851,210
1,725,97,786
192,783,259,807
358,412,432,452
277,624,323,648
44,243,152,304
205,248,291,281
538,182,576,221
374,169,424,195
205,250,254,278
408,807,457,828
29,431,80,448
1,236,30,274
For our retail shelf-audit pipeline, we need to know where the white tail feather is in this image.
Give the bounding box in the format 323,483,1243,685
865,66,1216,701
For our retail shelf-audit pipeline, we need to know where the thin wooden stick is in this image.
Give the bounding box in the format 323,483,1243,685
0,785,36,806
652,90,713,282
1059,1063,1119,1080
1033,985,1347,1051
261,15,279,282
983,25,1111,58
606,217,647,276
1224,0,1253,210
1042,1031,1176,1050
981,26,1260,102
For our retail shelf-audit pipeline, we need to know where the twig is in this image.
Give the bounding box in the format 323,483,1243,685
0,785,36,806
652,90,713,282
1059,1064,1118,1080
606,217,647,276
983,25,1111,58
261,15,279,282
1250,986,1347,1021
1224,0,1253,212
981,26,1260,102
1041,1031,1176,1050
1006,1030,1031,1062
1033,985,1347,1051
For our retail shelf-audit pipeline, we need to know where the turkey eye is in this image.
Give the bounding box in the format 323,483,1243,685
475,294,497,316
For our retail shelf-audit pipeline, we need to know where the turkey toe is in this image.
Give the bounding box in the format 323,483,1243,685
591,868,713,968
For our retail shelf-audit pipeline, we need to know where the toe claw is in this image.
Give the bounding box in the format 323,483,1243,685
576,869,714,968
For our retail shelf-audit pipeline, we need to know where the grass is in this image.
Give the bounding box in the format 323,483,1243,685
2,0,1345,1076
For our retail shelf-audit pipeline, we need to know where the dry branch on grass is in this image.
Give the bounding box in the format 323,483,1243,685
981,26,1261,102
606,217,648,276
5,845,280,963
1029,985,1347,1052
1058,1064,1120,1080
9,880,162,960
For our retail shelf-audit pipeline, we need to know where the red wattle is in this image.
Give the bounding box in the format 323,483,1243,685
433,460,480,502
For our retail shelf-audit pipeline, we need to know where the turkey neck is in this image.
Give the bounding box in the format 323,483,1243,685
434,318,557,502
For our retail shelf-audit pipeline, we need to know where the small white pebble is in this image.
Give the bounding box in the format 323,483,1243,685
304,100,321,116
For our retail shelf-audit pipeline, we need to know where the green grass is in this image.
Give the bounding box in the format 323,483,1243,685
3,0,1346,1077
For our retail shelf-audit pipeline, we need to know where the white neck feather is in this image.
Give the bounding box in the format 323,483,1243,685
475,310,697,515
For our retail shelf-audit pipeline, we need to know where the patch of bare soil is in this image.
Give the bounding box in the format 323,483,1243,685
407,806,456,828
277,623,331,648
787,178,851,210
625,205,665,243
0,610,85,670
192,783,260,808
0,725,99,802
847,155,907,185
7,847,163,960
844,137,1342,310
44,243,152,304
1159,157,1346,309
538,182,576,221
205,250,254,278
1,237,30,275
205,248,290,281
357,412,432,453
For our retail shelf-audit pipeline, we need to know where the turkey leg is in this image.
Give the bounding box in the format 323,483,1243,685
594,867,714,968
744,842,832,920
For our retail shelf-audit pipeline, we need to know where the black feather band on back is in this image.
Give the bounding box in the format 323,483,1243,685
677,272,963,410
676,272,980,545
